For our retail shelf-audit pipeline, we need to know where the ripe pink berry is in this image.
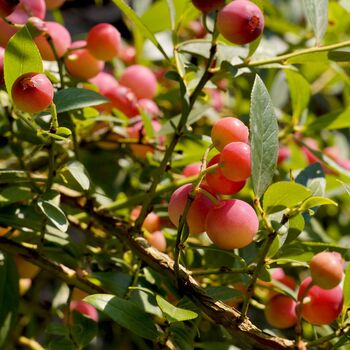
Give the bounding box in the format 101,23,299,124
70,300,99,322
168,184,216,235
277,146,291,165
35,21,71,61
206,154,246,195
146,230,167,252
182,162,202,178
0,18,18,47
138,99,161,117
264,295,297,329
65,40,104,80
0,46,4,85
119,44,136,65
89,71,119,96
211,117,249,152
298,276,343,325
217,0,264,45
192,0,225,13
7,0,46,24
310,252,344,289
87,23,121,61
205,199,259,249
120,65,157,100
220,141,251,181
45,0,65,10
131,207,161,233
103,85,139,117
0,0,19,18
11,72,54,113
301,138,319,164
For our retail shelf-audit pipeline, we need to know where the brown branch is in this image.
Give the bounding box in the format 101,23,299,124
0,213,295,350
95,213,296,350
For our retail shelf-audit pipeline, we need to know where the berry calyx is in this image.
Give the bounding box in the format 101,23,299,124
217,0,264,45
11,72,54,113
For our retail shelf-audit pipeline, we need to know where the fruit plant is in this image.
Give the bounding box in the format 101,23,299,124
0,0,350,349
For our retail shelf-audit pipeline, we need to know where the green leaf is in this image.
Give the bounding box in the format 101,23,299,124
205,286,243,301
263,182,311,214
37,200,69,232
0,205,43,231
156,295,198,323
342,264,350,321
328,50,350,62
4,25,43,98
285,214,305,244
84,294,160,340
53,88,108,114
0,253,19,347
0,186,33,205
61,161,90,192
285,70,310,121
250,75,279,198
299,196,337,212
111,0,170,61
88,272,132,297
71,311,98,348
307,107,350,131
302,0,329,44
166,0,176,30
286,51,328,64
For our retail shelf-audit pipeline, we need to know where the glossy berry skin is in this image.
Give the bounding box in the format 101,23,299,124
217,0,264,45
65,40,104,80
0,46,4,85
206,154,246,195
146,231,167,252
264,295,297,329
298,277,343,325
89,71,119,95
12,72,54,113
131,207,161,233
70,300,98,322
138,99,161,117
192,0,225,13
7,0,46,24
168,184,216,235
205,199,259,249
0,0,19,18
310,252,344,289
35,21,71,61
182,162,202,178
104,85,139,117
120,65,157,100
87,23,121,61
211,117,249,151
220,141,251,181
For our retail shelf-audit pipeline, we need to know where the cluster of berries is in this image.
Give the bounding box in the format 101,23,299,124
168,116,259,250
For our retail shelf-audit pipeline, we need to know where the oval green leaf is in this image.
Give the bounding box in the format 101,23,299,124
263,181,311,213
156,295,198,323
37,200,69,232
250,75,279,198
84,294,160,340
